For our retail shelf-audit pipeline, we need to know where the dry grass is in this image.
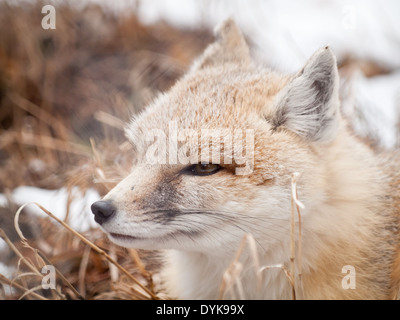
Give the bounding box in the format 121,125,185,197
0,0,211,300
0,1,212,192
1,202,158,299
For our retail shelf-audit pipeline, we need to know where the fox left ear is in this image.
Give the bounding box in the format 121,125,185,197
190,18,252,72
269,47,341,143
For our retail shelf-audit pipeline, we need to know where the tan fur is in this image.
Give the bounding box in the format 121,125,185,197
95,19,400,299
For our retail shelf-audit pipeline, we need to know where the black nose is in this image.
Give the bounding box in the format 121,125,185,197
91,200,116,225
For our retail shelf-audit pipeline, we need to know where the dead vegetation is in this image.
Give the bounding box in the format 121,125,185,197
0,0,211,300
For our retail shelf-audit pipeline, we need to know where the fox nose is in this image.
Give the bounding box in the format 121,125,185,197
91,200,116,225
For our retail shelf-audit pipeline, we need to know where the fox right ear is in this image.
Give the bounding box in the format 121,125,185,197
190,18,251,72
268,47,341,143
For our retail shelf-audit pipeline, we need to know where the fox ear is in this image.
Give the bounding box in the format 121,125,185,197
269,47,340,143
190,18,251,71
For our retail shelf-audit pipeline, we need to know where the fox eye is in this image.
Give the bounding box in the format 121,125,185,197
186,163,221,176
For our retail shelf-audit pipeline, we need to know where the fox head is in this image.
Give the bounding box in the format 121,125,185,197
91,19,341,255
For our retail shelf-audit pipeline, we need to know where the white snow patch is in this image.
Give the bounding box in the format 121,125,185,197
0,261,15,280
9,186,100,233
0,239,16,283
0,238,6,251
0,187,100,283
135,0,400,71
342,70,400,148
0,193,7,207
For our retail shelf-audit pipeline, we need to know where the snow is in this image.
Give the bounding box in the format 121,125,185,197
0,259,14,279
343,70,400,148
0,187,100,281
0,228,15,283
0,186,100,285
0,254,17,294
135,0,400,70
3,186,100,233
0,193,7,207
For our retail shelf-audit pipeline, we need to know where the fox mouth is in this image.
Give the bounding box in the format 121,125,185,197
104,209,228,246
109,233,145,241
108,228,202,243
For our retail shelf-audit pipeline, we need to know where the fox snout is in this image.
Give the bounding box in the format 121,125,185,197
91,200,116,225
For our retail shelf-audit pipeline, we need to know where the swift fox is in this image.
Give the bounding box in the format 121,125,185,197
91,19,400,299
